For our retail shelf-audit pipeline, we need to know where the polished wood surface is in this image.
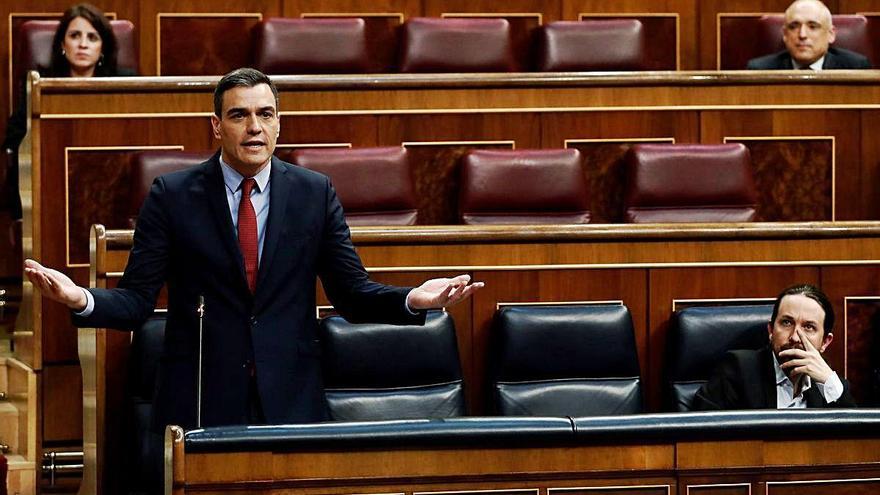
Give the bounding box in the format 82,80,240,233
166,427,880,494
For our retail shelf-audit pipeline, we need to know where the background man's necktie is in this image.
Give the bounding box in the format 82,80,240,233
238,178,258,292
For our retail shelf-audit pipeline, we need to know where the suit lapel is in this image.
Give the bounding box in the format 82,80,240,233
254,157,291,308
760,347,778,408
203,153,250,293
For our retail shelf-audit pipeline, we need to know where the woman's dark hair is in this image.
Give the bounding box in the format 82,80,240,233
770,283,835,336
48,3,118,77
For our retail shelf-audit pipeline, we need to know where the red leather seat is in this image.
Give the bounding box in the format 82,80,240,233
459,149,590,225
623,143,757,223
399,17,516,72
536,20,647,71
720,14,872,69
254,18,370,74
289,147,418,226
128,151,213,227
12,19,138,102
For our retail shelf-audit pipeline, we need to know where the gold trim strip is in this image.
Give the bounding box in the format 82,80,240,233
565,137,675,146
671,297,774,313
362,259,880,273
578,12,680,70
156,13,263,76
550,485,670,494
725,135,836,220
416,490,538,495
276,142,351,149
497,300,623,310
441,12,543,26
403,140,515,148
687,482,751,495
40,104,880,120
64,145,185,268
765,477,880,495
301,12,405,23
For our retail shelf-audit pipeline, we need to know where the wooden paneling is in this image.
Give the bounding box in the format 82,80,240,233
684,484,751,495
563,0,697,69
41,364,81,442
157,15,263,76
137,0,281,76
766,478,880,495
283,0,420,18
701,109,861,220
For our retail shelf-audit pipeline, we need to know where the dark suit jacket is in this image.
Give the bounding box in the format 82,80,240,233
73,153,425,431
692,346,856,410
747,46,871,70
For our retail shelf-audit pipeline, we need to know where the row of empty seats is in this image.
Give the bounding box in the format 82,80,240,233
130,303,774,427
12,14,876,87
129,144,758,226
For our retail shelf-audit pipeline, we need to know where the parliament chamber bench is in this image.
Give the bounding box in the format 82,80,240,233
167,411,880,494
78,222,880,493
10,72,880,491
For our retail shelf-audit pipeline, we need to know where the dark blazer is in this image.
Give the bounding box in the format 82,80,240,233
73,153,425,431
692,346,856,410
747,46,871,70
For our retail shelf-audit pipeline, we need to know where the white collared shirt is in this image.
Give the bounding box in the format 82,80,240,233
772,352,843,408
792,55,826,71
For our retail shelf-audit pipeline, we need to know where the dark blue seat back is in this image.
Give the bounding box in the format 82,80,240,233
491,304,642,416
667,304,772,411
320,310,465,420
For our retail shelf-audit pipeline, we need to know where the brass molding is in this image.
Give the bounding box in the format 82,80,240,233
63,145,185,268
579,12,680,70
441,12,543,26
687,482,751,495
496,300,623,310
671,297,775,313
302,12,405,23
156,13,263,76
724,135,836,220
402,139,515,149
550,485,670,494
565,137,675,147
275,142,351,149
764,478,880,494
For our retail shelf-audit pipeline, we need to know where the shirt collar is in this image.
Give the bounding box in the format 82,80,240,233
219,154,271,194
792,55,825,71
772,351,812,392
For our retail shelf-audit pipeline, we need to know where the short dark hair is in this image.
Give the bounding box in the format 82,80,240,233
770,283,834,336
49,3,118,77
213,68,279,117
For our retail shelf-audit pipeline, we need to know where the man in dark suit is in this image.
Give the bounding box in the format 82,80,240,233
747,0,871,70
694,284,856,410
24,68,483,430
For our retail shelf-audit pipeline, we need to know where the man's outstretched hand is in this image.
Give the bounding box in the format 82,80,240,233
24,259,88,311
406,274,484,310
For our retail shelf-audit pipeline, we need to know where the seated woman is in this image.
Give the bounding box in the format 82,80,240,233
3,2,135,221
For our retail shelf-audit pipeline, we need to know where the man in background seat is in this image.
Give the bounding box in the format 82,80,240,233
694,284,856,410
747,0,871,70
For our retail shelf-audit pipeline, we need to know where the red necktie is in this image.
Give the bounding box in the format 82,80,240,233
238,178,258,293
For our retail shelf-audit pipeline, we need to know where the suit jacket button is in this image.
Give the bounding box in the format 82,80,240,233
250,317,257,326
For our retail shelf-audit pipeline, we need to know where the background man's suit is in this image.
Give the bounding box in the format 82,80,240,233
693,346,856,410
73,152,424,431
747,46,871,69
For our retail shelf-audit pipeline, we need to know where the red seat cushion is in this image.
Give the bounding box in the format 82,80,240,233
623,143,757,223
459,149,590,225
254,18,370,74
290,147,418,226
399,17,515,72
536,20,646,71
129,151,213,226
